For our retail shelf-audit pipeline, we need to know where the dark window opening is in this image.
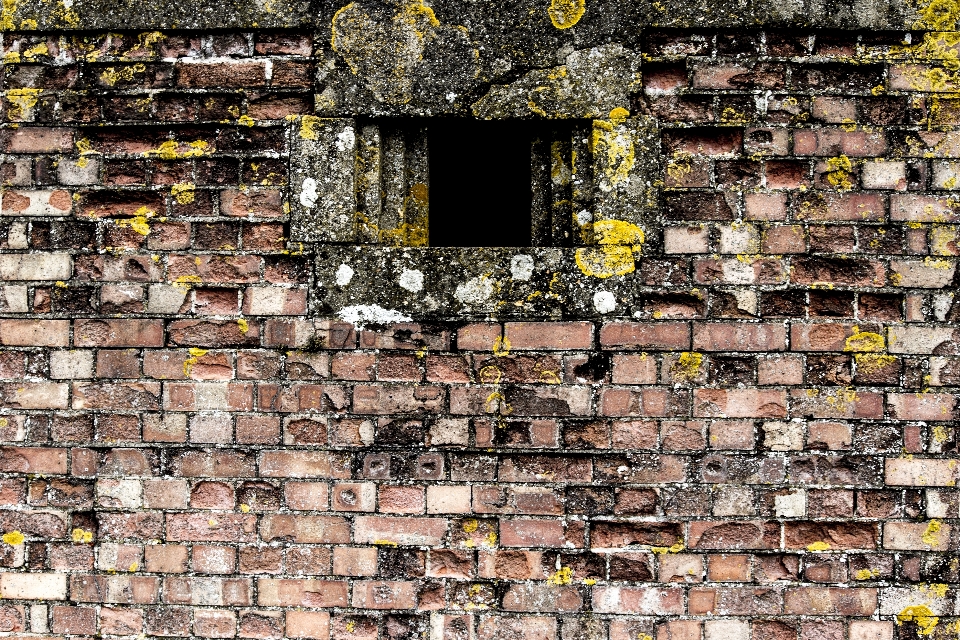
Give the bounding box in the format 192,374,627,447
353,118,591,248
429,119,533,248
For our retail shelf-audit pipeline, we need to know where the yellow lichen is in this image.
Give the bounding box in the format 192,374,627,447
71,528,94,543
462,519,479,533
173,275,202,292
651,542,685,554
114,206,154,236
592,117,636,192
2,531,23,546
144,140,210,160
854,568,880,580
666,151,693,184
237,115,255,127
844,327,885,352
922,519,943,546
0,0,16,31
183,348,208,377
373,539,398,546
547,0,586,29
548,566,573,585
575,220,645,278
239,503,251,513
921,582,949,598
492,336,511,357
898,605,939,635
825,155,854,191
100,63,146,86
854,353,897,374
22,42,48,60
671,352,703,382
171,183,196,205
806,541,831,551
237,319,249,334
6,88,41,119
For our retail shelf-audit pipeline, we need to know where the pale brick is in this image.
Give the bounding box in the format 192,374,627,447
0,189,72,216
426,485,472,514
886,458,959,486
0,573,67,600
49,350,94,379
0,254,72,281
888,326,956,354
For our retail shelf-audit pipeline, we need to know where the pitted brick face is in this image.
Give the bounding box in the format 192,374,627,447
0,3,959,638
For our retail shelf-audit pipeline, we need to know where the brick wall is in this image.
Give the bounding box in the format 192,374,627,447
0,25,958,640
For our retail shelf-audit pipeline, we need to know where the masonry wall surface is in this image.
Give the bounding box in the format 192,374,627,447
0,1,958,639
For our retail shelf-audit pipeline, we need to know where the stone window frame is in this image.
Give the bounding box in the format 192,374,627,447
285,112,664,320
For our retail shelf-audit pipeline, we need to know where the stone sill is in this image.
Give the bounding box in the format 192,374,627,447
314,245,686,322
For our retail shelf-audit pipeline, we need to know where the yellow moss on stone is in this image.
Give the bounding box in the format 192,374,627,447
547,0,586,29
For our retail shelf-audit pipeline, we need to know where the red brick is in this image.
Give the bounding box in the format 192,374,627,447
177,61,266,87
593,586,684,614
354,516,447,546
499,519,583,547
74,319,164,347
694,389,787,418
793,129,887,156
457,323,501,350
260,515,351,544
351,581,417,609
285,611,330,639
600,388,689,417
165,513,257,542
600,322,690,350
783,587,877,615
503,322,593,350
692,322,787,351
0,319,69,346
3,127,74,153
257,579,348,607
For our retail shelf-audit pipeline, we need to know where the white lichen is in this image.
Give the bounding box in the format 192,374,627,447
338,304,412,327
454,276,494,305
299,177,319,208
335,264,354,287
510,254,535,281
398,268,424,292
593,290,616,314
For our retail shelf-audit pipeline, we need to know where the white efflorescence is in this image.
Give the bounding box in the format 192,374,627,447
510,254,535,281
398,268,425,293
454,276,494,305
338,304,413,327
335,264,354,287
593,290,616,314
299,177,319,208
